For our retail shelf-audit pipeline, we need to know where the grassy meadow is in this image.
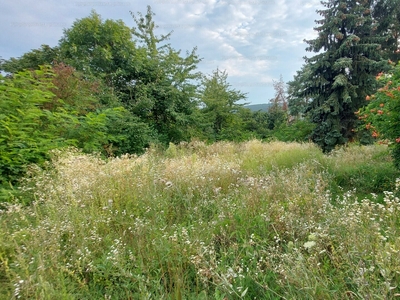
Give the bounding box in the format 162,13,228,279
1,140,400,299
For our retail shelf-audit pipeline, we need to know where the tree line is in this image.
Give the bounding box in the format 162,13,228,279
0,7,304,198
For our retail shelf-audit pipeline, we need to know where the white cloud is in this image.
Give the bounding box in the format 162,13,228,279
0,0,322,104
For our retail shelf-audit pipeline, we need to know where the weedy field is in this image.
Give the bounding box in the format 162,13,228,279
1,140,400,299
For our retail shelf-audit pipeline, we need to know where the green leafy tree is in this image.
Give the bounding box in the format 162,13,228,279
240,109,271,139
102,111,152,156
0,44,60,73
359,62,400,168
1,12,138,95
59,11,137,92
47,63,151,155
0,64,150,198
299,0,389,152
271,119,316,142
2,7,195,153
198,69,248,141
49,62,101,113
128,6,201,144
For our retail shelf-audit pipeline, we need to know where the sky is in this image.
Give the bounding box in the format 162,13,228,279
1,0,322,105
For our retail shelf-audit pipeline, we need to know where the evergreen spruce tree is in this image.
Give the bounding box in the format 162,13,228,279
301,0,389,152
372,0,400,62
287,64,312,118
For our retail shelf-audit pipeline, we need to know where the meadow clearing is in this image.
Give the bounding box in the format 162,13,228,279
1,140,400,299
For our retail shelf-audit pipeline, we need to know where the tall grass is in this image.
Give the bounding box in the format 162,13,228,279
1,140,400,299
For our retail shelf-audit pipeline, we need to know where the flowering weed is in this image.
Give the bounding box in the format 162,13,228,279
0,141,399,299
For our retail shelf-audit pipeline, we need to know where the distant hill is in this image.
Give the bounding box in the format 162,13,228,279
244,103,271,112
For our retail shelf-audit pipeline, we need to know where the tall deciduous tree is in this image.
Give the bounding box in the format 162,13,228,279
59,11,137,92
129,6,201,143
301,0,389,152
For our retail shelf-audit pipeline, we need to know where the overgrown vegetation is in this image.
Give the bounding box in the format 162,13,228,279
1,141,400,299
0,7,313,197
1,2,400,297
1,2,399,195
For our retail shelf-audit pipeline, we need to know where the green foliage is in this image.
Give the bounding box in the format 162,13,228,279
59,10,137,91
359,62,400,168
65,108,123,153
294,0,390,152
3,6,314,157
287,64,312,117
372,0,400,62
103,110,152,156
0,44,60,73
0,7,201,195
41,63,149,157
50,62,101,113
266,108,286,131
59,6,201,145
128,6,201,144
240,109,271,139
272,119,315,142
0,67,70,193
0,64,146,200
198,68,248,141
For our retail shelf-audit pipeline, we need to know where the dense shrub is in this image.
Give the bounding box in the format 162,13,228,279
0,66,150,200
359,62,400,168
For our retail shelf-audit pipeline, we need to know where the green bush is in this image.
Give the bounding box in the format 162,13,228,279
359,62,400,168
0,68,68,195
272,119,315,142
0,66,149,200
